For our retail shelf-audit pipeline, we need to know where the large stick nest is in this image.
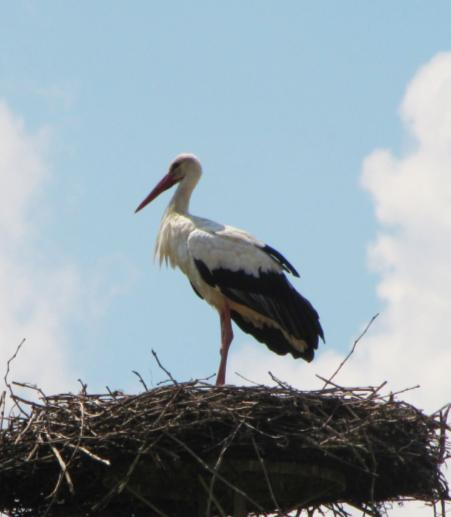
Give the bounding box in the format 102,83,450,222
0,380,449,516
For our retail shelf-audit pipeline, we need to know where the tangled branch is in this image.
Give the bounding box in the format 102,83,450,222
0,379,449,516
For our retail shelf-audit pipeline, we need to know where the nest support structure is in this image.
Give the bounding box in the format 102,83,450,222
0,381,449,516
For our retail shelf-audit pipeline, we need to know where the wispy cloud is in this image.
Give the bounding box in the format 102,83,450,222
35,82,78,112
0,100,80,393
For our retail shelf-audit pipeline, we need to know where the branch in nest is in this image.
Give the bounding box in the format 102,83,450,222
323,313,379,389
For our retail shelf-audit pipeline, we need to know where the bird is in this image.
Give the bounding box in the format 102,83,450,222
135,154,324,385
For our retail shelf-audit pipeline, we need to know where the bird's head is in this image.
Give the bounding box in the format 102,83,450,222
135,153,202,213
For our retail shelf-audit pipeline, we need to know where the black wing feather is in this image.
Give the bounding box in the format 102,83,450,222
261,244,300,277
193,258,324,361
190,281,204,300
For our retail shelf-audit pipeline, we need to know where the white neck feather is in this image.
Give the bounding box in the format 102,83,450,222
167,171,200,214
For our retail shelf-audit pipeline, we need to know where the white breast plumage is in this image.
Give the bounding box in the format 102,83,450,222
155,211,193,272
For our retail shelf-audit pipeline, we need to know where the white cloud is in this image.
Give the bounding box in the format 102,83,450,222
0,100,80,395
0,103,48,244
358,52,451,412
229,53,451,515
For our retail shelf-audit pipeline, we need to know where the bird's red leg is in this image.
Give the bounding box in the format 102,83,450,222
216,305,234,386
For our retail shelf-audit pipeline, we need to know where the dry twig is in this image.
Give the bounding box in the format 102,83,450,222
323,313,379,389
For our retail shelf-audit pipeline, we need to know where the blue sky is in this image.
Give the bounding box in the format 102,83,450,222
1,2,451,392
2,4,451,515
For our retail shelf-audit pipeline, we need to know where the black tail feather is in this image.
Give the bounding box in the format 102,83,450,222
193,259,324,360
230,310,316,361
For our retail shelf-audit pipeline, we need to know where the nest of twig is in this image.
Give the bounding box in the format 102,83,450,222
0,380,449,517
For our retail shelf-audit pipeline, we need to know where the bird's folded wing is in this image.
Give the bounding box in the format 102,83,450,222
187,229,323,348
187,227,284,277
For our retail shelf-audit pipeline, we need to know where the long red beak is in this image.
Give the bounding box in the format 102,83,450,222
135,174,178,213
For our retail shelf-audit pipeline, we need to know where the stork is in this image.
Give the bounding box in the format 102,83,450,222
135,154,324,385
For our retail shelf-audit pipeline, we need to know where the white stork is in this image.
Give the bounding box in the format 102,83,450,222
135,154,324,385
